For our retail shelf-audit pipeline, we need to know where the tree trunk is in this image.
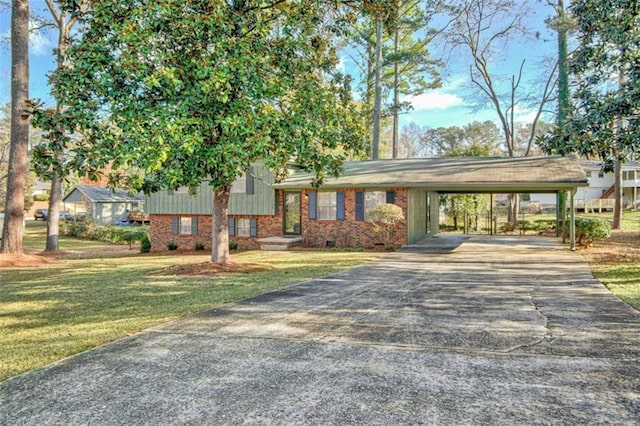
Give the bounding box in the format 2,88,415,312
211,189,231,263
44,4,74,252
507,194,519,230
556,0,570,125
45,171,63,251
1,0,29,254
392,23,400,159
612,158,622,229
371,18,383,160
556,0,569,242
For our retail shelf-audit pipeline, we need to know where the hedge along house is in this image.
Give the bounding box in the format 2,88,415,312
146,156,588,252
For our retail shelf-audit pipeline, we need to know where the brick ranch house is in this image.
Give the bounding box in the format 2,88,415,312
146,156,588,252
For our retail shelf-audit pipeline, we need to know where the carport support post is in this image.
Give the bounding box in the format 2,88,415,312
429,192,440,236
570,190,576,251
490,194,494,235
555,192,561,238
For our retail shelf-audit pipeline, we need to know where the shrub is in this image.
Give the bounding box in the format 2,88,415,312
229,241,239,251
33,193,50,201
166,241,178,250
368,203,405,248
194,242,205,251
60,222,150,248
140,235,151,253
118,228,149,249
576,216,611,247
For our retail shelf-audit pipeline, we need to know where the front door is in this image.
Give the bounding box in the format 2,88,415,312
284,191,301,235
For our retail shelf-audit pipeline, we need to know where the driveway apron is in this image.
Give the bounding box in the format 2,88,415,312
1,235,639,425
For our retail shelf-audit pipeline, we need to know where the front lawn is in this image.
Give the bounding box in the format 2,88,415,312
1,231,378,381
580,230,640,311
595,264,640,311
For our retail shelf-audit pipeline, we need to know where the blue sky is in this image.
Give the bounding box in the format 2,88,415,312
0,1,558,129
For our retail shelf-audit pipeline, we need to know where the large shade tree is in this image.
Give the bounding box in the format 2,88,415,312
1,0,29,253
538,0,640,229
32,0,84,252
32,0,390,262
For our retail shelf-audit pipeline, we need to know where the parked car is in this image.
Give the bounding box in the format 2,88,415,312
34,209,48,221
34,209,72,221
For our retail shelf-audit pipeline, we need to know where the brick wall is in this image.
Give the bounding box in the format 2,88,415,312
300,188,408,249
150,214,212,252
149,188,408,251
149,192,284,252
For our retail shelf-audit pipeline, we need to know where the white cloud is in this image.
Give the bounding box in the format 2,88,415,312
2,22,54,55
403,92,464,111
29,21,53,55
514,109,539,124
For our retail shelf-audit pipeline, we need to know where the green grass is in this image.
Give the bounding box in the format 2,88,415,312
23,220,109,251
1,223,378,382
594,265,640,311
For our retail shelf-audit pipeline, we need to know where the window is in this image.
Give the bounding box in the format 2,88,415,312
355,190,395,221
364,191,386,220
317,192,337,220
230,168,255,194
586,171,592,178
598,170,604,178
308,191,345,220
179,217,192,235
172,216,198,236
236,218,251,237
230,174,247,194
228,217,257,237
623,170,636,181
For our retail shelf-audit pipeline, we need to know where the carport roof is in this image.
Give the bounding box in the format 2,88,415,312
275,155,588,193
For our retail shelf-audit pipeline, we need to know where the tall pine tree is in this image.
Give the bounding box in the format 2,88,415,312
539,0,640,229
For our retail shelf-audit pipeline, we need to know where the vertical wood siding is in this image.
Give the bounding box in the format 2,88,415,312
146,164,276,215
407,188,428,244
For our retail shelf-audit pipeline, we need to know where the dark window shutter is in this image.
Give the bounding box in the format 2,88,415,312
250,218,257,237
355,191,364,221
336,191,345,220
171,217,178,234
308,191,317,220
228,218,236,236
246,167,254,194
274,190,279,215
386,190,396,204
191,217,198,235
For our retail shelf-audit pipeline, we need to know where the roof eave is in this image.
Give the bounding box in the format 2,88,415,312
273,181,589,192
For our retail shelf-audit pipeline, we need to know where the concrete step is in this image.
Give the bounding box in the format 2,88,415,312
257,236,303,251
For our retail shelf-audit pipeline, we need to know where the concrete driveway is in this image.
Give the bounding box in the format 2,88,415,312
1,235,639,425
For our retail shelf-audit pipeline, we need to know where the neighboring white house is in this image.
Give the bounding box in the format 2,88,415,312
63,185,145,225
530,160,640,211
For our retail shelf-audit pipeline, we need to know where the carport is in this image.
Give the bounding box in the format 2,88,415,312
407,155,590,250
279,155,589,250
